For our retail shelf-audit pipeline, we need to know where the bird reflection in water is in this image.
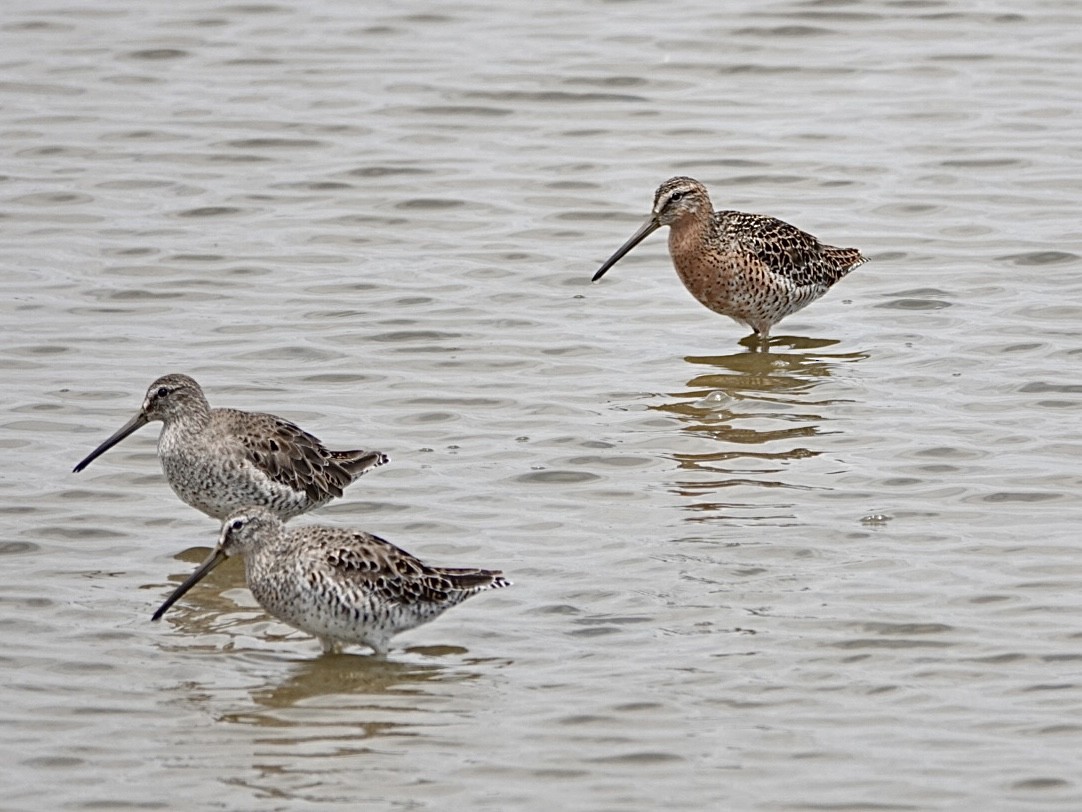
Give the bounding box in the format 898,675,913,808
246,651,464,708
652,336,868,521
225,647,499,754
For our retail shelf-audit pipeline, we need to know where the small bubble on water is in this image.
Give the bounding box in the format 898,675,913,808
860,513,892,525
693,390,732,409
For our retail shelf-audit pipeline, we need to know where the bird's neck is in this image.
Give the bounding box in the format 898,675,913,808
668,213,704,257
159,403,212,445
667,211,721,290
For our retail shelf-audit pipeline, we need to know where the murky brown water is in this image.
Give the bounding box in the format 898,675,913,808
4,1,1082,809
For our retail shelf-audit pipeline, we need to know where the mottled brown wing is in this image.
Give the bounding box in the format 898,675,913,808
223,409,354,502
718,210,859,288
317,530,498,606
330,448,389,479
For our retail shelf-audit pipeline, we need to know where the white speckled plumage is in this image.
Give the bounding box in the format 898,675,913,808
152,507,511,655
73,374,387,521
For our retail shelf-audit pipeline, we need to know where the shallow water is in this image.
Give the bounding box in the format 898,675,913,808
4,0,1082,809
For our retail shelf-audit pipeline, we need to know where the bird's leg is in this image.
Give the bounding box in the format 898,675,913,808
740,328,771,352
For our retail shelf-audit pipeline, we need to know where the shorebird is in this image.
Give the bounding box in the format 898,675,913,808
591,176,866,341
152,506,511,655
73,374,387,521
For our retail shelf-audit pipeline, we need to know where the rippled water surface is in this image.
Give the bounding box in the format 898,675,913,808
4,0,1082,809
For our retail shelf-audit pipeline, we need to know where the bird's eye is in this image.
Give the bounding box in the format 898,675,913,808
156,387,169,398
669,191,685,203
230,518,244,531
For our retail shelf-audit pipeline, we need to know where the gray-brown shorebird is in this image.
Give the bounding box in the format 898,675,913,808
73,374,388,521
592,176,866,340
152,506,511,655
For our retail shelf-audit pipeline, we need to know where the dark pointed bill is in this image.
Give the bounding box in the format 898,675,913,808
151,547,228,621
72,411,149,473
591,215,661,282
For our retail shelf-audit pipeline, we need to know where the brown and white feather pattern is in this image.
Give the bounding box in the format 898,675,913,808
594,176,866,339
222,409,386,504
77,373,388,522
231,511,510,654
716,210,864,290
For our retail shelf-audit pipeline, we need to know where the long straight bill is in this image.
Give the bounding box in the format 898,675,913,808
73,412,149,472
591,216,661,282
151,548,228,621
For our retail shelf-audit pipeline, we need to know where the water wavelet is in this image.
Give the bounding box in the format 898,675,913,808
221,649,492,759
244,655,454,712
652,341,868,523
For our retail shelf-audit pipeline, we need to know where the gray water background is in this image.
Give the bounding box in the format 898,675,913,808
3,0,1082,809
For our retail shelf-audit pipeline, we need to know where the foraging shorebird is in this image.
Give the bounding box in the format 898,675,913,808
152,507,511,655
592,176,866,340
73,374,387,521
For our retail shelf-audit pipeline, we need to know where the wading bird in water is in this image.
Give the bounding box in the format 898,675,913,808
73,374,387,522
152,506,511,656
592,176,866,343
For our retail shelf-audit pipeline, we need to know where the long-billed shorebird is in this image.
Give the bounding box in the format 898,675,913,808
73,374,388,521
592,176,866,340
152,507,511,655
